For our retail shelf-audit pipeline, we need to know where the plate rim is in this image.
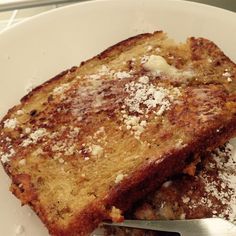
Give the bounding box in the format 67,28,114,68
0,0,236,235
0,0,235,36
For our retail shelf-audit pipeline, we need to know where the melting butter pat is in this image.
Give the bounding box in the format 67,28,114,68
143,55,179,76
143,55,194,78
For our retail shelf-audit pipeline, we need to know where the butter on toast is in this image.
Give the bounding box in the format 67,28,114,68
1,31,236,235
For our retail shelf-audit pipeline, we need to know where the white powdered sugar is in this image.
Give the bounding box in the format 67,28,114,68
121,75,180,139
114,71,131,79
87,67,132,80
16,110,24,115
124,79,172,115
53,83,70,95
223,72,231,78
201,143,236,223
0,148,15,163
64,145,76,156
3,118,18,129
162,180,172,188
222,70,233,82
138,75,149,84
89,74,101,80
18,159,26,165
122,114,147,139
115,173,127,184
25,127,31,134
86,65,114,80
98,65,110,74
21,128,47,147
90,144,103,157
146,45,153,52
182,196,190,204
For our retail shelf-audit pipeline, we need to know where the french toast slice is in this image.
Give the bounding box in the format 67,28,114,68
105,142,236,236
134,143,236,222
1,31,236,236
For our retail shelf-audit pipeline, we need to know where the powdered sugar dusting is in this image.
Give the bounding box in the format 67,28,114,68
53,83,70,95
138,75,149,84
122,114,147,139
114,71,131,79
89,74,100,80
223,72,231,78
121,74,181,139
3,118,18,129
222,69,233,82
207,143,236,223
21,128,47,147
16,110,24,116
186,143,236,223
90,144,103,157
115,173,127,184
0,148,15,163
124,79,173,115
86,65,115,80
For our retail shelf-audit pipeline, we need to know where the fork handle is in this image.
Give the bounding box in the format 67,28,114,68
103,218,236,236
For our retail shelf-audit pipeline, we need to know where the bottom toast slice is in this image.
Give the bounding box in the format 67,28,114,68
104,142,236,236
1,31,236,235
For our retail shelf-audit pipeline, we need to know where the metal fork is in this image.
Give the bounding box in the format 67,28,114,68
103,218,236,236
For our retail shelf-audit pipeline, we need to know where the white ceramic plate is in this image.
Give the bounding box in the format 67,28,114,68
0,0,236,235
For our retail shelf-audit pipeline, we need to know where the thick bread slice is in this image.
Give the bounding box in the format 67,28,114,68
1,31,236,235
134,143,236,222
105,143,236,236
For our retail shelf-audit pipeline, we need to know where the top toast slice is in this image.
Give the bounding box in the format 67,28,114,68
1,31,236,235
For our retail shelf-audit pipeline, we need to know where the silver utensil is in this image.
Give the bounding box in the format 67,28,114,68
103,218,236,236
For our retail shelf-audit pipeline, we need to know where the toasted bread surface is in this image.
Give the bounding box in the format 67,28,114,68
105,143,236,235
1,31,236,235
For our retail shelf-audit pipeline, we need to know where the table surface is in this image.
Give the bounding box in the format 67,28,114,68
185,0,236,12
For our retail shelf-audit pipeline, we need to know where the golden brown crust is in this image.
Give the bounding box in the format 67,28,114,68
1,31,236,235
96,32,162,60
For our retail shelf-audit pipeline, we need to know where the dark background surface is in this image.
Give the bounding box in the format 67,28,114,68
185,0,236,12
